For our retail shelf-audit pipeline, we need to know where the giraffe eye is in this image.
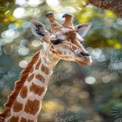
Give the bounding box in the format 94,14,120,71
51,39,63,45
35,25,44,36
36,24,42,28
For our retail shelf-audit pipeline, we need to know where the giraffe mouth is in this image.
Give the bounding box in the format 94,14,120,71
76,58,92,65
76,60,89,65
76,52,92,65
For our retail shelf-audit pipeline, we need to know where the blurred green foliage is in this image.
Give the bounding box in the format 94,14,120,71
0,0,122,122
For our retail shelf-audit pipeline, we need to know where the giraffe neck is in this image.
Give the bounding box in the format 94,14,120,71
4,43,59,122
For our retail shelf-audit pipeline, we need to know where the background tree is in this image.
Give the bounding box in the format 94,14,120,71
88,0,122,17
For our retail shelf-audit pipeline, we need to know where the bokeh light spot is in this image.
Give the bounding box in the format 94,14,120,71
64,6,77,13
16,0,28,6
19,60,28,68
28,0,43,7
85,76,96,84
46,0,59,6
22,21,30,28
114,43,121,49
18,46,29,56
32,40,42,47
20,39,29,46
5,29,15,37
9,24,17,30
13,7,25,18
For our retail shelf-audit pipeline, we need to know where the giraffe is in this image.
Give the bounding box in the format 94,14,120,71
0,12,92,122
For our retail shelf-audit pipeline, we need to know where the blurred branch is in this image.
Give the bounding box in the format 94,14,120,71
88,0,122,17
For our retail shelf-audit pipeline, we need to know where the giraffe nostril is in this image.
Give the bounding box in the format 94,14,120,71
79,52,90,57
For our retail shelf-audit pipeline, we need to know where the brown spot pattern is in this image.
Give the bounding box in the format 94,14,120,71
28,120,34,122
13,100,23,112
20,117,27,122
35,60,41,69
20,86,28,98
30,83,45,96
66,30,76,42
28,74,34,82
10,116,19,122
41,64,49,75
35,74,45,83
24,99,40,115
20,117,34,122
7,112,11,118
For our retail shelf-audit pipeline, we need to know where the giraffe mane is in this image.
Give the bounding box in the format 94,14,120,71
0,51,40,119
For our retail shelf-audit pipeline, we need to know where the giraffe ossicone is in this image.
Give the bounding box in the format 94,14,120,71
0,12,92,122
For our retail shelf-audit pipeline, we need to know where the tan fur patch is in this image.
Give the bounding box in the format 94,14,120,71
35,60,41,69
71,45,77,51
35,74,45,83
24,99,40,115
10,116,19,122
13,100,23,112
30,66,34,73
30,83,45,96
41,64,49,75
20,86,28,98
57,50,62,55
28,74,34,82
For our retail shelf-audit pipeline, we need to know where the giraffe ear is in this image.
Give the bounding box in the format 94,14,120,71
30,20,49,39
75,23,92,37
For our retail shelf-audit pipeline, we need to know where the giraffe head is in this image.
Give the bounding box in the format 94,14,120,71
30,12,92,65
